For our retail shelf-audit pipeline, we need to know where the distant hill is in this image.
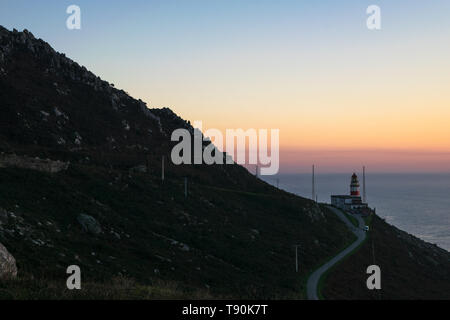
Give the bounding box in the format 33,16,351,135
0,26,448,299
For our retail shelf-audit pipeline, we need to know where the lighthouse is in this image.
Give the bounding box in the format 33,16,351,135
350,173,360,196
331,172,370,214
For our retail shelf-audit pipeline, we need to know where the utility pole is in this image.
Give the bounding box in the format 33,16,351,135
294,244,301,272
161,156,165,182
312,165,316,202
276,178,279,189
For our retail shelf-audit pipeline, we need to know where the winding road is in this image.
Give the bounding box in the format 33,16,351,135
306,206,367,300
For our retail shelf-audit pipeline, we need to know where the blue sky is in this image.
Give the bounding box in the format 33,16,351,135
3,1,449,84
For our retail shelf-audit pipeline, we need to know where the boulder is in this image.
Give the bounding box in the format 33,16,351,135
0,242,17,279
77,214,102,235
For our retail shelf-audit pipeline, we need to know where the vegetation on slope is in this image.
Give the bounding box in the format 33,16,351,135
323,215,450,300
0,163,354,299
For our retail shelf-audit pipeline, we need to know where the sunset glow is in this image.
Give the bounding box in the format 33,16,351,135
2,0,449,173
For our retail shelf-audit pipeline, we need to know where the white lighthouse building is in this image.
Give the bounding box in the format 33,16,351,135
331,173,369,213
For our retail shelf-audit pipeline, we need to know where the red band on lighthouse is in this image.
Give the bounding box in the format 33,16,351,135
350,173,360,196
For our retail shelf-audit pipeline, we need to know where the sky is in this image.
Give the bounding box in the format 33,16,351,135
1,0,450,173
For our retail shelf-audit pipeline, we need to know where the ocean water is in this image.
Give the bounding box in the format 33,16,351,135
261,173,450,251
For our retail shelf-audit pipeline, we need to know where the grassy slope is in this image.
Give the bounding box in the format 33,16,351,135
323,215,450,300
313,206,359,299
0,164,354,299
343,211,358,228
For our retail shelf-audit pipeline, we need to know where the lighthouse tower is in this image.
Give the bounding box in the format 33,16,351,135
350,173,360,196
331,172,370,213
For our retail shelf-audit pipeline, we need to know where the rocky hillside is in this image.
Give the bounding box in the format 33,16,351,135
0,26,355,299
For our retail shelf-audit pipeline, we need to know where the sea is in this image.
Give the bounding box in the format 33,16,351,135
261,173,450,251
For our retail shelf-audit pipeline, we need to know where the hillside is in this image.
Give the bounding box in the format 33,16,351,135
0,26,354,299
323,214,450,300
1,26,449,300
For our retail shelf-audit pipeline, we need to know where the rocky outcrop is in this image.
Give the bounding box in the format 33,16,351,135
77,214,102,235
0,242,17,279
138,100,164,134
0,26,181,158
302,203,325,222
0,153,69,173
0,26,165,128
0,27,110,91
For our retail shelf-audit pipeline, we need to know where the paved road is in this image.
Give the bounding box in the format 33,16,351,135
306,206,367,300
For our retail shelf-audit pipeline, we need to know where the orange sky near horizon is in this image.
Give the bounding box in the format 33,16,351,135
167,71,450,157
130,33,450,158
